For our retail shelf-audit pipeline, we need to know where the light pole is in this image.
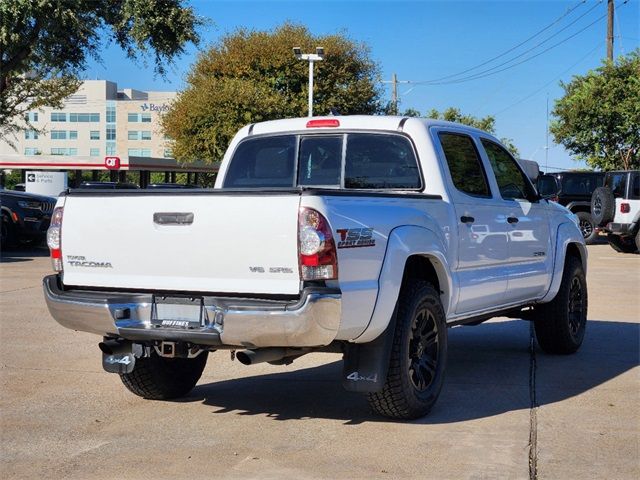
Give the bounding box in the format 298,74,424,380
293,47,324,117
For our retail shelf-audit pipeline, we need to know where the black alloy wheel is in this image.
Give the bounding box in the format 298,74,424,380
408,307,439,392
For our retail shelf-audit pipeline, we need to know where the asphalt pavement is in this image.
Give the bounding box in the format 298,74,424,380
1,243,638,479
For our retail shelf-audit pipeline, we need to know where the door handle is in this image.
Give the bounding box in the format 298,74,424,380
460,215,475,224
507,216,519,224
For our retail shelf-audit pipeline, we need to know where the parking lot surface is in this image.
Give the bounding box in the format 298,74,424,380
1,244,638,479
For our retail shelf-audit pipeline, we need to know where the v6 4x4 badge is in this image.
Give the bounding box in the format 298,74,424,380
336,228,375,248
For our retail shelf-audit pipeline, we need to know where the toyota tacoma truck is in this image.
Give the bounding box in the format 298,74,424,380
44,116,588,419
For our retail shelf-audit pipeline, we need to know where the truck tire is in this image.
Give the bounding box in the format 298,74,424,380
607,233,638,254
368,281,447,419
534,255,587,354
591,187,615,227
120,350,208,400
575,211,598,244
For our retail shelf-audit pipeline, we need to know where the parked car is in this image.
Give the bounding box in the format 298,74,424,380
591,170,640,253
538,171,604,244
43,116,587,419
1,189,57,247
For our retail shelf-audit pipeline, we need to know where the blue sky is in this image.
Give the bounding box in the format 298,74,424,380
88,0,639,171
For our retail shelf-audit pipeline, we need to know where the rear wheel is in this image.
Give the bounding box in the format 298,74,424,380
120,350,208,400
368,281,447,419
534,255,587,354
575,211,598,244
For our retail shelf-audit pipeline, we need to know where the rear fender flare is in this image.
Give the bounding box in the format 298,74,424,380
353,225,453,344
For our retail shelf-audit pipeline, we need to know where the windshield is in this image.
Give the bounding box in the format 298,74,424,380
223,133,422,190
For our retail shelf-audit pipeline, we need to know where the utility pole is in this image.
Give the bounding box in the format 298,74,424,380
382,74,411,115
607,0,615,61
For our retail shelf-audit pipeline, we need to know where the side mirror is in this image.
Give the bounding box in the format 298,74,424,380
537,174,560,200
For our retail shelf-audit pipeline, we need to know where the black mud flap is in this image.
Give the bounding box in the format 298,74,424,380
102,352,136,374
342,312,396,393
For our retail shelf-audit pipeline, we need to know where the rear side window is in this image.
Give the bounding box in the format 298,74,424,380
224,133,421,190
630,173,640,200
561,174,603,195
605,173,628,198
223,136,296,188
344,134,420,189
481,139,536,201
438,133,490,197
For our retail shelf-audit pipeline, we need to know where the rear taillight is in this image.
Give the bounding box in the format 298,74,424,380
620,203,630,213
47,207,64,272
298,207,338,280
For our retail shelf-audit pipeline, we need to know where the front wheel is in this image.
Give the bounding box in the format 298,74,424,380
120,350,208,400
368,281,447,419
575,211,598,244
534,256,587,354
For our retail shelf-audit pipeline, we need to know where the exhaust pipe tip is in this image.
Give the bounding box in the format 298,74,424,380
235,350,253,365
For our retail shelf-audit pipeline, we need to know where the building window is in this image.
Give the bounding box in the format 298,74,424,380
128,130,139,140
24,112,38,122
91,113,100,122
141,131,151,140
128,148,140,156
51,147,76,155
128,113,139,122
163,149,174,158
51,130,67,140
24,130,38,140
90,148,100,157
69,112,99,122
141,148,151,157
69,148,78,155
51,112,66,122
106,142,116,155
106,102,116,122
106,126,116,140
141,113,152,123
69,130,78,140
90,130,100,140
24,147,41,155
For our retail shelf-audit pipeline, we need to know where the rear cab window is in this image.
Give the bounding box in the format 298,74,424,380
223,133,422,190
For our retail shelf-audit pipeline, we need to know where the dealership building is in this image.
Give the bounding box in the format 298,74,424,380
0,80,215,192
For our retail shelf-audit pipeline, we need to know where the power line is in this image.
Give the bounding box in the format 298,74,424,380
492,42,603,116
414,0,589,84
422,10,608,86
416,1,603,85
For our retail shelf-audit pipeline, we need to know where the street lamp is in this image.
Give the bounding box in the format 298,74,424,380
293,47,325,117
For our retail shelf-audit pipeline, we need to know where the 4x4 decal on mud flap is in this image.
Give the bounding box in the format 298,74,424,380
336,228,376,248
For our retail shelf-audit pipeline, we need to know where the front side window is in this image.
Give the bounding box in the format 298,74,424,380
481,139,535,201
438,133,490,197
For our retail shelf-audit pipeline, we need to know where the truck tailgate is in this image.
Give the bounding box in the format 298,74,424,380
60,192,301,295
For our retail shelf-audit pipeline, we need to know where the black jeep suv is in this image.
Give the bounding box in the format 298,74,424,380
1,189,57,248
538,171,604,244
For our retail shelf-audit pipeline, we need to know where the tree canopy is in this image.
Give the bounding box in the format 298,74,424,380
551,50,640,171
403,107,520,157
162,23,383,162
0,0,201,139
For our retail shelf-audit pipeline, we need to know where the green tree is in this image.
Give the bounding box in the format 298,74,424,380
0,0,202,141
551,50,640,171
163,23,383,162
403,107,520,157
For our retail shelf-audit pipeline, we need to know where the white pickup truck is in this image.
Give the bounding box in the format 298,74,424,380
44,116,588,419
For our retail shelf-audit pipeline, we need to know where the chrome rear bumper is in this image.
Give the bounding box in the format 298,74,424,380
43,275,341,348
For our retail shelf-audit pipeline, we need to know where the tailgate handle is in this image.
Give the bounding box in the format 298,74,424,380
153,212,194,225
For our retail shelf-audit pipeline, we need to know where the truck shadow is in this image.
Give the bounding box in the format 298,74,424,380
0,246,49,262
187,319,638,425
